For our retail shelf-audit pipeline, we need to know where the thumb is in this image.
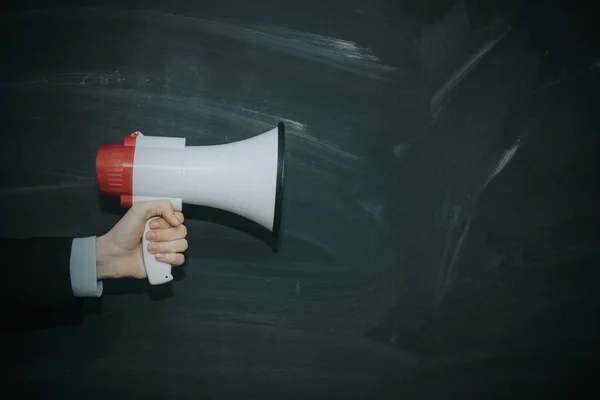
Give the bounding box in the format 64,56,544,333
133,200,181,226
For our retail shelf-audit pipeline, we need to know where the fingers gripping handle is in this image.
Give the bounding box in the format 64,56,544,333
143,217,173,285
135,196,183,286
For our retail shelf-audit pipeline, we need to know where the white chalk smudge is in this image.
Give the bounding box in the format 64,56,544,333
39,171,92,180
431,27,510,115
237,107,360,160
7,8,397,80
537,59,600,90
192,20,398,78
238,107,307,132
0,180,95,198
441,215,472,298
444,205,462,232
272,28,389,64
0,72,127,89
392,143,410,159
359,201,384,222
280,118,306,131
51,72,126,86
436,202,467,302
283,228,337,257
5,74,360,165
289,129,361,161
484,141,520,188
392,130,431,160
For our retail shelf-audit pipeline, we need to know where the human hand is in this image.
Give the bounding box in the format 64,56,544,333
95,200,188,280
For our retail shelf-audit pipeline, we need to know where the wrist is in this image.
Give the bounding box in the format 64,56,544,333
96,235,117,280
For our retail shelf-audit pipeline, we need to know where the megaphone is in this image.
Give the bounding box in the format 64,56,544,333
95,122,285,285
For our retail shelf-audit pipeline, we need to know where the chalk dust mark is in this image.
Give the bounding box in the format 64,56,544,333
431,27,510,115
440,215,472,300
186,19,398,79
282,228,337,258
392,143,410,159
237,107,307,131
289,129,361,161
237,107,361,160
484,142,520,188
4,8,397,80
2,78,360,163
436,201,465,303
70,72,126,86
38,171,92,180
162,10,398,78
392,131,431,160
358,201,384,223
436,122,531,301
0,72,125,89
392,118,445,159
484,119,535,189
268,28,396,70
0,180,95,198
536,59,600,91
436,198,462,232
279,118,306,131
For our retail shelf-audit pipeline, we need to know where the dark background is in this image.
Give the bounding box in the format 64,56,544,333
1,0,599,398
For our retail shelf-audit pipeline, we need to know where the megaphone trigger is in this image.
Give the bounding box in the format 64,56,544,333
137,196,183,285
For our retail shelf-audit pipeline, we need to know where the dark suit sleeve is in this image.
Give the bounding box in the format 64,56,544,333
0,237,82,327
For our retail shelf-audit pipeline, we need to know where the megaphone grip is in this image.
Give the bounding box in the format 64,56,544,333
143,217,174,285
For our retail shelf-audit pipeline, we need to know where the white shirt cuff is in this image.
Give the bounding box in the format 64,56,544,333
70,236,103,297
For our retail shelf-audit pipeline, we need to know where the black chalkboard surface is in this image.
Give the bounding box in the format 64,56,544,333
1,0,599,398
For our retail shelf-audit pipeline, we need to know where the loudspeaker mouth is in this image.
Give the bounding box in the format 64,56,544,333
273,122,286,237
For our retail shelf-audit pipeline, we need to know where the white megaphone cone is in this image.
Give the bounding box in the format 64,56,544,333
96,122,286,285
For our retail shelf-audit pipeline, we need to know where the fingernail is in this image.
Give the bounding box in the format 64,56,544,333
155,253,166,259
173,215,180,224
147,231,157,240
148,243,159,252
150,221,160,229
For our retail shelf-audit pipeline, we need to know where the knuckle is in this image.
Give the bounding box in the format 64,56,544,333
132,203,149,218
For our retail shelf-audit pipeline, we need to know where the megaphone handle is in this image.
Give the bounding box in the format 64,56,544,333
143,216,174,285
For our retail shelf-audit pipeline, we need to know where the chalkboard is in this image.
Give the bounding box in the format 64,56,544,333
1,0,599,398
